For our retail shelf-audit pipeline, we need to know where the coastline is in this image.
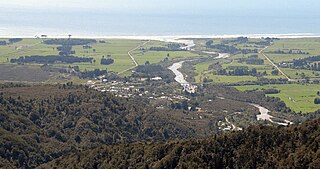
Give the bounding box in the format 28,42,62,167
0,33,320,40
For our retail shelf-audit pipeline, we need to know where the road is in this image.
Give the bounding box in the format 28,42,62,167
259,46,294,81
118,40,150,75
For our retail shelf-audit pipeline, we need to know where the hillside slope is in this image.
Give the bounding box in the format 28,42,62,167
40,118,320,169
0,84,207,168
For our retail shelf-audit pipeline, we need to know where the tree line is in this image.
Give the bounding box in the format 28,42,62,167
43,39,96,46
0,38,23,46
11,55,93,64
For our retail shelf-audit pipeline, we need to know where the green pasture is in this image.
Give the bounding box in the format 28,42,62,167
235,84,320,113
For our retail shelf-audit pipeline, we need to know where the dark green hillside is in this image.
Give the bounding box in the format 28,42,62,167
0,84,319,168
0,84,203,168
40,118,320,169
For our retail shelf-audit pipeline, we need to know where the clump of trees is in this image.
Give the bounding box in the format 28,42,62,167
281,56,320,71
267,49,309,55
314,98,320,104
8,38,23,44
100,58,114,65
43,39,96,45
239,55,264,65
136,64,164,73
263,89,280,94
44,39,96,56
206,42,258,54
0,38,23,45
217,66,263,76
271,69,279,75
149,43,184,51
57,45,75,56
205,37,278,54
0,41,6,45
80,69,108,78
11,55,93,64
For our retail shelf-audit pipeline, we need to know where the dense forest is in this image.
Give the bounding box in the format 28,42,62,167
41,117,320,169
0,84,209,168
0,84,319,168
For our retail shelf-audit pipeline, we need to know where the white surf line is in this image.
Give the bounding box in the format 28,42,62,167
118,40,150,75
259,46,293,81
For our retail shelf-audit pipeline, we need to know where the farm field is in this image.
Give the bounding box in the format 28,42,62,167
0,38,199,74
235,84,320,113
265,38,320,58
193,38,320,84
191,38,320,113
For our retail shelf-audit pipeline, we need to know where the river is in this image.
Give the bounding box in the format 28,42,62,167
167,39,228,92
250,104,293,126
167,38,293,126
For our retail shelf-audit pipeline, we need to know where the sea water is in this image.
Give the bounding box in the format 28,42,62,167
0,8,319,37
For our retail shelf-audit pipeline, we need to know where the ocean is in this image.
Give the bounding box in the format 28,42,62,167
1,8,320,38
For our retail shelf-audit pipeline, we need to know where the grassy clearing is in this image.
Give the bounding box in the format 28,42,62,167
282,68,320,79
265,38,320,63
1,39,199,74
134,51,199,65
209,75,257,83
266,38,320,56
0,39,58,63
194,54,284,83
72,39,143,72
193,38,320,83
235,84,320,113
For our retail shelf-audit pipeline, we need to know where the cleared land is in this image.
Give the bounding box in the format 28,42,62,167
235,84,320,113
194,38,320,84
192,38,320,113
0,38,199,75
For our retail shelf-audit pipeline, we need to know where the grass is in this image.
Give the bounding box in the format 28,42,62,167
194,54,284,83
235,84,320,113
1,38,199,74
193,38,320,83
266,38,320,56
282,68,320,79
0,39,58,63
133,51,199,65
194,61,258,83
71,39,144,72
264,38,320,63
209,75,257,83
